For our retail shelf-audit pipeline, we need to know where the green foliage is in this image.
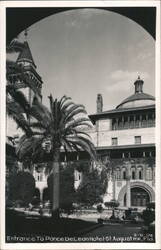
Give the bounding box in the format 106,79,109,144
75,167,107,206
142,208,155,226
147,202,155,210
74,161,90,172
47,164,75,211
8,171,35,206
142,202,155,226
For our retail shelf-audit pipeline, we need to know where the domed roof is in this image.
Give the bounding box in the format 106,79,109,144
116,77,155,109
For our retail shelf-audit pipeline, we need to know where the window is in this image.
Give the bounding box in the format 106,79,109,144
135,136,141,144
132,171,135,180
112,118,117,130
139,170,143,180
112,137,118,146
123,170,126,180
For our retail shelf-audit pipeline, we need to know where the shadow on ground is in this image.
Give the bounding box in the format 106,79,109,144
6,209,98,242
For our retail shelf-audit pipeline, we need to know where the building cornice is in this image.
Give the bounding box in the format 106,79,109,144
96,143,155,151
89,105,155,121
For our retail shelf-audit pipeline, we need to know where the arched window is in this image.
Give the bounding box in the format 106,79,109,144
132,170,135,180
123,170,126,180
131,166,136,180
139,170,143,179
137,165,143,180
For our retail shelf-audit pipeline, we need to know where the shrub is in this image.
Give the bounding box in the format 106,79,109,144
8,171,35,207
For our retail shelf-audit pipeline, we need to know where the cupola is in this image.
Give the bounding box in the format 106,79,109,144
116,76,155,109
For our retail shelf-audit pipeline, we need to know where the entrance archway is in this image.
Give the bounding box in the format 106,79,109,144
124,187,150,207
118,182,155,207
6,7,156,44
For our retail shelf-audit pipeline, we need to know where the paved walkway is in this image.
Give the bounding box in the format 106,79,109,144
83,223,146,242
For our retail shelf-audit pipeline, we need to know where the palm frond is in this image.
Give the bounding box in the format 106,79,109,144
67,139,96,160
68,130,92,140
61,104,87,124
13,94,96,165
29,103,50,127
29,121,46,130
7,87,30,114
60,95,72,108
65,117,92,131
61,101,75,113
7,103,33,136
16,135,44,161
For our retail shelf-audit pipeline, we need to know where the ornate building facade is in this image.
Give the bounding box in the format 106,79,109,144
88,77,155,209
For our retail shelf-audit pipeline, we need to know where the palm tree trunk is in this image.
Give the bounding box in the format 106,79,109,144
52,148,60,220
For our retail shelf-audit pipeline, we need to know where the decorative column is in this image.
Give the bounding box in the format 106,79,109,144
125,161,131,208
116,118,119,130
146,114,148,127
112,171,116,200
133,115,136,128
127,116,130,129
139,114,142,128
96,121,99,147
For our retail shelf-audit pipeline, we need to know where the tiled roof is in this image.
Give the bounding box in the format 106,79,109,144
16,41,36,67
89,104,155,118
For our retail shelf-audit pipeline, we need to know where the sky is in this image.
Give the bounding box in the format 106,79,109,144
12,8,155,115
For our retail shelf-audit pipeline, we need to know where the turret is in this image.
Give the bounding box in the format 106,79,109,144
134,76,144,93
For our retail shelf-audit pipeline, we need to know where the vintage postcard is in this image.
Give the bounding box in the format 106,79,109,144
0,1,161,249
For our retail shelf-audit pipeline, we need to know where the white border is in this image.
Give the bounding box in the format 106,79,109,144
0,1,160,249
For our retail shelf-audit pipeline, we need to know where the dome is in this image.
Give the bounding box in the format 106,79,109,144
116,77,155,109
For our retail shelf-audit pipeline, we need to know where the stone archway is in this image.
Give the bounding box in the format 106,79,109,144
6,7,156,44
118,182,155,207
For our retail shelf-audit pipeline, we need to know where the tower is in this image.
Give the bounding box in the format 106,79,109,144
7,33,43,105
97,94,103,113
134,76,144,93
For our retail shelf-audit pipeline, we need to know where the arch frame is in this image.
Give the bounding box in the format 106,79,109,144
118,181,155,206
6,6,156,45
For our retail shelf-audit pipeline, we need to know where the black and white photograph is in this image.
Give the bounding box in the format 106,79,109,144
0,1,161,249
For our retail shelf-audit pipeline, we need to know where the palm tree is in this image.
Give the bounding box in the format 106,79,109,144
16,95,96,219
